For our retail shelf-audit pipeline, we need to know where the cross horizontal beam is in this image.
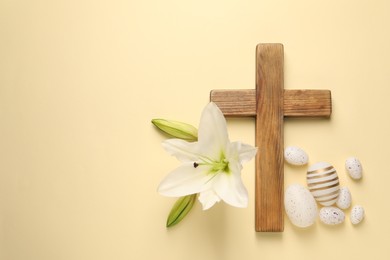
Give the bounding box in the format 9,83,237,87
210,89,332,117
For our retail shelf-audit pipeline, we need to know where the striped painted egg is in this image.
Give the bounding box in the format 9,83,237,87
306,162,340,206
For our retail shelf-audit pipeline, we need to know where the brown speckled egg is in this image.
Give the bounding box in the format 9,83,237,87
285,184,318,228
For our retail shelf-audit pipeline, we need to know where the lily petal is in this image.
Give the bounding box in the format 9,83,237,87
157,162,211,197
197,102,230,159
213,169,248,208
162,139,199,162
198,189,221,210
229,141,258,164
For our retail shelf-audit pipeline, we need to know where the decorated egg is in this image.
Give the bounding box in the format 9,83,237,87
345,157,363,180
284,146,309,165
336,187,352,209
284,184,318,228
319,207,345,225
307,162,340,206
350,205,365,225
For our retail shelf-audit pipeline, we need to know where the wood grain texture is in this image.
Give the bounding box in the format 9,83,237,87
210,89,331,118
283,89,331,117
255,43,284,232
210,89,256,116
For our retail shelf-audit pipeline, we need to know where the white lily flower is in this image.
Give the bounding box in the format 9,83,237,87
158,102,257,210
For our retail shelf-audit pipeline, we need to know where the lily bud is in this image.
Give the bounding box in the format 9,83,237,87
151,119,198,141
166,194,197,227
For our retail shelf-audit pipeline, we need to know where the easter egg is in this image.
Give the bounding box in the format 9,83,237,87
284,184,318,228
336,187,352,209
345,157,363,180
319,207,345,225
350,205,365,225
307,162,340,206
284,146,309,166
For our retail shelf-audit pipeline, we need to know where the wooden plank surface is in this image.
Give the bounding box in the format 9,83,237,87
210,89,331,118
210,89,256,116
255,43,284,232
283,89,331,117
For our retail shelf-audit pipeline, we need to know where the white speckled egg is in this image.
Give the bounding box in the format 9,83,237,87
350,205,365,225
284,146,309,165
285,184,318,228
345,157,363,180
307,162,340,206
336,187,352,209
319,207,345,225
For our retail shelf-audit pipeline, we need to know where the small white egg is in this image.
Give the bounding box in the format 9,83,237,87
307,162,340,206
319,207,345,225
285,184,318,228
284,146,309,166
336,187,352,209
345,157,363,180
350,205,365,225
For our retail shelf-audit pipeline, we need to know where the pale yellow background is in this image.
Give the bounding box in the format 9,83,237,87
1,0,389,259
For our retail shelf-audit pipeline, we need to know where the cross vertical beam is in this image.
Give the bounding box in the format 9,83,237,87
255,44,284,231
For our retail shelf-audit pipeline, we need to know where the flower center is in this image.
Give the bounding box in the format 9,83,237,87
210,158,230,173
194,153,230,174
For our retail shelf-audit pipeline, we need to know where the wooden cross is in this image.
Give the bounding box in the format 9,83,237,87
210,43,332,232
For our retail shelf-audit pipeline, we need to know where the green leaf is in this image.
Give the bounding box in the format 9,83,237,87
151,119,198,141
166,194,197,228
